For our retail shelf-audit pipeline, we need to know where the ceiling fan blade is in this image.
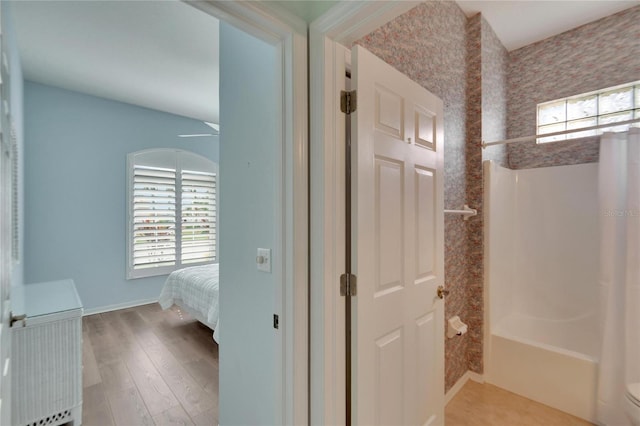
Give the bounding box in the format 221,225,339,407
178,133,216,138
178,122,219,138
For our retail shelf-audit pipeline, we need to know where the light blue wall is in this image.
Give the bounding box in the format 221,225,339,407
24,81,218,310
2,1,25,287
218,22,279,425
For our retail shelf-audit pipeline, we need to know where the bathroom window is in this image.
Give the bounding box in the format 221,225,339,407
537,80,640,143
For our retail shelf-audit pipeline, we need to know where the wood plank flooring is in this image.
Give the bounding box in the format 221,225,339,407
85,304,593,426
82,303,218,426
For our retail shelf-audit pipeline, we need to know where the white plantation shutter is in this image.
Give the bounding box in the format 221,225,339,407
127,149,217,279
132,165,177,270
181,170,217,264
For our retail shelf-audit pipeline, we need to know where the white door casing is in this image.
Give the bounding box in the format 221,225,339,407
0,8,12,423
309,4,423,423
186,3,308,425
0,127,11,426
351,45,445,426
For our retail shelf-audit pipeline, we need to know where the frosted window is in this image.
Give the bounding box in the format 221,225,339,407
536,80,640,143
599,111,634,133
599,87,633,115
538,101,566,125
567,95,597,120
538,123,566,143
567,118,598,139
635,87,640,128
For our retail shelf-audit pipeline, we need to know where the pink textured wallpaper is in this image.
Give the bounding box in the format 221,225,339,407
480,16,509,167
464,14,483,377
506,5,640,169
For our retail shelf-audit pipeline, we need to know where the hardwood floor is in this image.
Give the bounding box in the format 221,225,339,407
86,305,594,426
82,303,218,426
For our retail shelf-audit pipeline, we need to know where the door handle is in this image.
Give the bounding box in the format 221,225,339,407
437,286,449,299
10,312,26,328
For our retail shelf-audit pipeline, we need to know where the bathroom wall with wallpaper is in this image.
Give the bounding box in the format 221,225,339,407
466,12,510,377
479,15,509,167
358,0,508,391
357,0,639,394
506,5,640,169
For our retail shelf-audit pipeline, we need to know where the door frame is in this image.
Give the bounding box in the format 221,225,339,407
185,2,308,425
309,2,421,424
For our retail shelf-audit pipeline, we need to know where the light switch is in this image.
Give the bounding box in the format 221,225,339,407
256,248,271,273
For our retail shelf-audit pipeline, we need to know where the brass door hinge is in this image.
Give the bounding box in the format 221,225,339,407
340,273,357,296
341,90,357,115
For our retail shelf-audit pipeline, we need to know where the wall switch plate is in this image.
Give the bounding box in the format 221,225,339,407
256,248,271,273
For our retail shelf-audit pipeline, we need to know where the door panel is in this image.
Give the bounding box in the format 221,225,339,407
416,312,437,426
414,107,436,150
374,85,404,139
415,167,436,282
352,45,444,426
375,157,404,294
374,329,403,425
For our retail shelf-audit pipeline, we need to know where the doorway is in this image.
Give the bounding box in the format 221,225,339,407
0,2,307,425
310,3,447,424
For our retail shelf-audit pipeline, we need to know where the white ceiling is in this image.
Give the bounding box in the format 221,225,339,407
456,0,638,51
11,0,639,123
12,0,219,124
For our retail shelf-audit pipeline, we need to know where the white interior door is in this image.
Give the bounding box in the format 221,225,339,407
351,45,445,426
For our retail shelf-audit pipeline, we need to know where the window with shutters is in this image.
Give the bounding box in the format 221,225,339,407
127,149,217,279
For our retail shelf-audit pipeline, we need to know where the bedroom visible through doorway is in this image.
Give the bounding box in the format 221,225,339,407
9,1,289,424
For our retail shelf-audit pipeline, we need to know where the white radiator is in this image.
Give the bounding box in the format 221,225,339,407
11,280,83,426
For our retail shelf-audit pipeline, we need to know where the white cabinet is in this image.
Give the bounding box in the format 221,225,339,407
11,280,83,426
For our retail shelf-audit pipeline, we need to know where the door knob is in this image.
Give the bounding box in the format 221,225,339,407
437,286,449,299
10,312,26,328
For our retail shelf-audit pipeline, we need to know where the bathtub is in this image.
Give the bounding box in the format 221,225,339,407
484,161,600,423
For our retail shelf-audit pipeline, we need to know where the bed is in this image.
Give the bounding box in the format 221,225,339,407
158,263,220,343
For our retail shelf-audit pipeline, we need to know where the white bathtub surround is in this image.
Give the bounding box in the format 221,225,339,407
488,333,597,420
597,128,640,426
484,160,600,422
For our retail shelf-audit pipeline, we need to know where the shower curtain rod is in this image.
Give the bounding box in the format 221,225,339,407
482,117,640,148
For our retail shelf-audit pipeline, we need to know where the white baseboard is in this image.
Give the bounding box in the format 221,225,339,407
83,298,158,316
445,370,485,405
